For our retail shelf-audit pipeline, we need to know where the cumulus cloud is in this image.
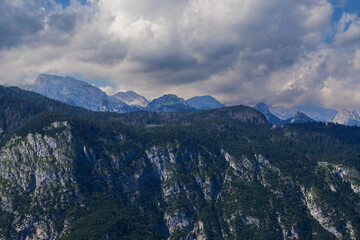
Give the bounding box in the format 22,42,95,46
334,13,360,46
0,1,44,49
1,0,360,109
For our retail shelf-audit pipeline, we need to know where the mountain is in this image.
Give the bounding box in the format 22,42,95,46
294,105,338,122
283,111,315,124
254,103,283,126
254,103,314,126
332,108,360,126
146,94,197,112
111,90,149,108
269,104,338,122
0,84,122,136
0,86,359,239
186,95,225,110
22,74,139,113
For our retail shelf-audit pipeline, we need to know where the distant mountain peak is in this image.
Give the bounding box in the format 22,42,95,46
289,111,315,124
332,108,360,126
146,94,196,112
35,74,76,83
150,94,187,106
267,104,338,122
254,102,283,126
22,74,139,113
254,103,270,115
111,91,149,108
186,95,225,110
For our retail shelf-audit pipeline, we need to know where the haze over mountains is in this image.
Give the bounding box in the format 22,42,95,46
265,104,338,122
20,74,360,127
254,103,315,126
255,102,360,127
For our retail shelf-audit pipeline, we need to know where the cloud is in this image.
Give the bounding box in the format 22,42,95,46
1,0,360,110
0,1,44,49
93,0,335,95
47,12,77,32
99,85,116,95
334,13,360,46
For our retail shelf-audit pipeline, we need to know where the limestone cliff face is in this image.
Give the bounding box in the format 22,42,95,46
0,121,81,239
0,120,359,239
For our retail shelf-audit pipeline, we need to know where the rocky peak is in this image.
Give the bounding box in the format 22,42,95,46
34,74,83,86
22,74,137,113
111,90,149,108
294,111,310,119
146,94,196,112
186,95,225,110
254,102,284,126
285,111,315,124
332,108,360,126
153,94,187,106
254,103,271,115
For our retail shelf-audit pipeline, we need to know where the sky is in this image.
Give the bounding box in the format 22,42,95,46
1,0,360,108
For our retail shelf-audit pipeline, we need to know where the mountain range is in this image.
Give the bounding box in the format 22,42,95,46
21,74,225,114
268,104,339,122
255,102,360,127
20,74,360,128
0,84,359,239
22,74,139,113
255,103,315,126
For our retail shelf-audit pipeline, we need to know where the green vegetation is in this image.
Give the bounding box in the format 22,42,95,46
60,194,160,240
0,85,359,239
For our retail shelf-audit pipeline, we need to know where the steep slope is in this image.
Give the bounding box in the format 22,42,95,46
294,105,338,122
0,90,359,239
254,103,283,126
0,110,359,239
111,91,149,108
22,74,139,113
186,95,225,110
0,84,127,136
146,94,197,113
283,111,315,124
332,108,360,126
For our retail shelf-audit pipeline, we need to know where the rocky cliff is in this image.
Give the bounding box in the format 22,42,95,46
0,115,358,239
0,87,359,239
332,108,360,126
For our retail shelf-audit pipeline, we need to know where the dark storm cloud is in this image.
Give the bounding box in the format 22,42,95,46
0,2,44,49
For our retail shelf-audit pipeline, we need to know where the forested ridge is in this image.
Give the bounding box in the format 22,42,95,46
0,85,358,239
